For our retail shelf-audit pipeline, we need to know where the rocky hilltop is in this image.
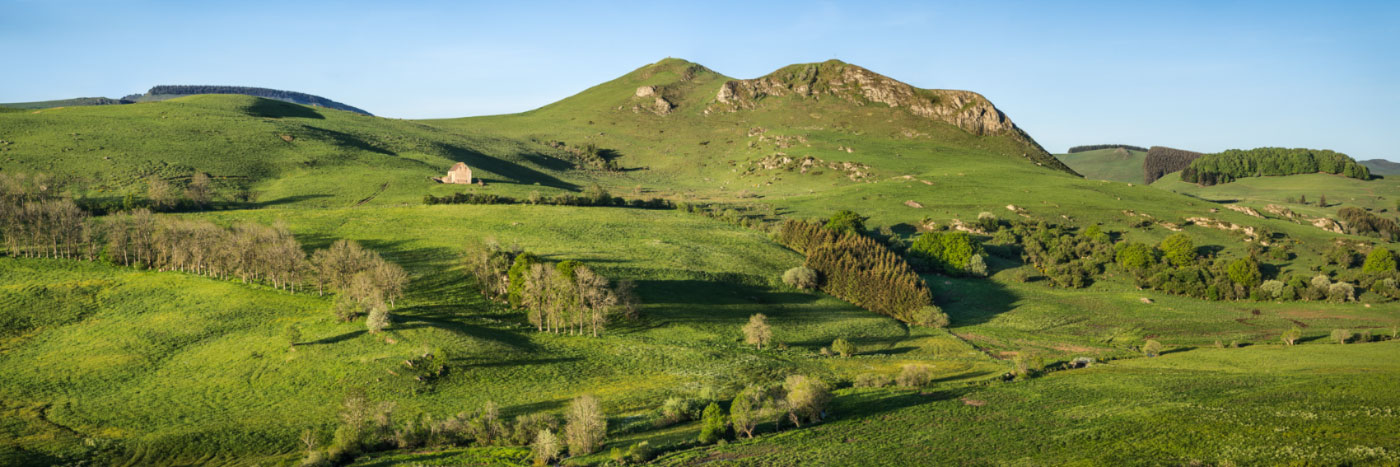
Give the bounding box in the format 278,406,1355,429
710,60,1016,137
703,60,1070,174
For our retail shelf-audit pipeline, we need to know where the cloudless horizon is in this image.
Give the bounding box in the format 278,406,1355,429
2,0,1397,159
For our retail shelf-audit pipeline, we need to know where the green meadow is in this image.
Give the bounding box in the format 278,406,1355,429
1,58,1398,465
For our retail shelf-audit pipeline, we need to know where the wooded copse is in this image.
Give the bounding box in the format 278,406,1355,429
1181,147,1371,185
1144,146,1203,184
2,172,407,319
777,219,936,325
463,241,639,337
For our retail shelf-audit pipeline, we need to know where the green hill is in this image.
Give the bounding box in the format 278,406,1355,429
1362,158,1400,175
0,97,125,110
2,58,1399,465
1054,146,1147,183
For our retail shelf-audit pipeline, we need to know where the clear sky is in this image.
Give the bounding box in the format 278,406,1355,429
2,0,1396,159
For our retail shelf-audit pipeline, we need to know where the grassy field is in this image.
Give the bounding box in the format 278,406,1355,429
652,340,1400,466
2,58,1399,465
1054,147,1147,184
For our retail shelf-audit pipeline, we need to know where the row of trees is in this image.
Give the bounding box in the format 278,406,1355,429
777,219,938,325
463,241,638,337
423,186,673,210
1181,147,1371,185
1144,146,1203,184
1067,144,1147,153
307,391,608,465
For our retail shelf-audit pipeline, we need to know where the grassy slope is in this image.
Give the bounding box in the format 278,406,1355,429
652,340,1400,466
0,59,1398,465
1055,148,1147,184
1154,172,1400,239
0,97,124,110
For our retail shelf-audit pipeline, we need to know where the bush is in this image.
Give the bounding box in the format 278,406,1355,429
655,397,701,427
831,338,856,357
783,375,831,427
1282,326,1303,346
912,305,950,328
1328,282,1355,302
823,210,867,234
782,266,820,289
909,231,984,276
1159,233,1195,268
1259,280,1285,299
1227,257,1262,288
895,364,933,388
1115,242,1155,271
1363,247,1398,273
1142,339,1164,357
1331,329,1352,344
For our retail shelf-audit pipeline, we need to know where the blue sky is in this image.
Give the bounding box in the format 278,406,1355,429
2,0,1396,158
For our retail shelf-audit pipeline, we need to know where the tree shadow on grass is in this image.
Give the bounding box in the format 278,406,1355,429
933,274,1020,327
303,330,366,345
245,98,324,119
435,143,579,191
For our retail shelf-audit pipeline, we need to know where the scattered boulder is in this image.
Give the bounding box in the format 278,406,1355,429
1224,204,1262,218
904,200,923,208
1139,297,1154,304
635,86,657,98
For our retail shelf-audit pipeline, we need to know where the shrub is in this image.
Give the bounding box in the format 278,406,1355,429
968,254,989,277
909,231,984,276
1115,242,1154,270
782,266,819,289
366,305,390,334
1282,326,1302,346
697,402,727,444
823,210,867,234
656,397,701,427
975,211,999,232
854,373,892,388
1227,257,1262,288
831,338,856,357
896,364,933,388
511,413,558,446
912,305,950,328
1159,233,1196,268
1328,282,1355,302
1142,339,1164,357
1259,280,1285,299
1331,329,1352,344
1363,247,1398,273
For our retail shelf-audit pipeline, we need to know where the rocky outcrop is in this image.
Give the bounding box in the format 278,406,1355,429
747,153,872,181
707,60,1075,175
1224,204,1263,218
711,61,1016,136
1312,217,1345,234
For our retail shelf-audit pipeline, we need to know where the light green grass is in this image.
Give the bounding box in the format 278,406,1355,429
1055,148,1147,184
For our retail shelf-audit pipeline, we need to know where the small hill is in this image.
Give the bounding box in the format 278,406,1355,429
1362,158,1400,175
1055,146,1147,183
2,86,372,115
125,85,373,115
0,97,126,109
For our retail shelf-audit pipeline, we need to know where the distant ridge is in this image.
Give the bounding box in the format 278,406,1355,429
127,85,372,115
1361,159,1400,176
2,86,372,115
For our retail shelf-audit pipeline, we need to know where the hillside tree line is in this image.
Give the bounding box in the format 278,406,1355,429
1067,144,1147,153
1181,147,1371,185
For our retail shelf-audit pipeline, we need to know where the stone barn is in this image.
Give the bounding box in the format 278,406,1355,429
437,162,473,184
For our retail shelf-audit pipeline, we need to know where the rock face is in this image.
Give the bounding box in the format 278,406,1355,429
706,60,1074,175
437,162,472,184
711,60,1016,136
